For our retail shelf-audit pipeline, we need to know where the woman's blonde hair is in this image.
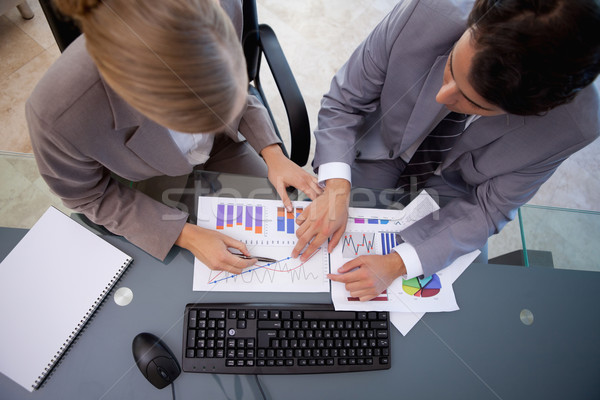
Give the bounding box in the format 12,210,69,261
54,0,248,133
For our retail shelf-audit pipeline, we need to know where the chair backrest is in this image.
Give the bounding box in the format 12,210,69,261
39,0,264,68
242,0,260,83
37,0,310,166
38,0,81,52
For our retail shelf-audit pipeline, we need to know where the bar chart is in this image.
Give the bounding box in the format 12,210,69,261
215,203,263,235
350,217,390,225
276,207,303,235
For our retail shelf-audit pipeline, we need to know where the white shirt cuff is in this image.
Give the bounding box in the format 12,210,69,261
393,242,424,280
317,162,352,188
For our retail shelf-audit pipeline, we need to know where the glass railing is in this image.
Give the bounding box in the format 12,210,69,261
2,159,598,273
518,204,600,272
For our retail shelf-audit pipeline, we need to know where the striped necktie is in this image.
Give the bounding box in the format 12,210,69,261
396,111,468,193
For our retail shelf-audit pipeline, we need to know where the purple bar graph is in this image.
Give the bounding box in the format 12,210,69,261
255,206,263,234
245,205,253,231
236,205,243,225
216,204,225,229
226,205,234,227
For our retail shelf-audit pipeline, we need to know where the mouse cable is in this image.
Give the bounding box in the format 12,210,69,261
171,382,176,400
254,375,267,400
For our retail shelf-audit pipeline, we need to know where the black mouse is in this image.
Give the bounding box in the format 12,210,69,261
132,332,181,389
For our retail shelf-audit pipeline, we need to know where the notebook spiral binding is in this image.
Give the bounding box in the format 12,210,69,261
32,258,133,390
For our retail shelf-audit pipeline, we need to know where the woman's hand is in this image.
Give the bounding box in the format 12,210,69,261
175,223,256,274
261,144,322,211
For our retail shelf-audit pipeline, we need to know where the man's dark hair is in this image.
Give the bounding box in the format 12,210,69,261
468,0,600,115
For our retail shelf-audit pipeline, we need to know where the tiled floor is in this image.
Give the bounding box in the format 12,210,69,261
1,0,599,268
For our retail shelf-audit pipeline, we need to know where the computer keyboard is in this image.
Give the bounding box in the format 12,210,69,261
182,303,391,374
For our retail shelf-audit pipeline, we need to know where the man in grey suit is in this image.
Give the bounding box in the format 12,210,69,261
292,0,600,300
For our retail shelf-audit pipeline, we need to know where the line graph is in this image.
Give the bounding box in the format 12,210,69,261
197,245,329,292
341,232,376,258
208,251,321,285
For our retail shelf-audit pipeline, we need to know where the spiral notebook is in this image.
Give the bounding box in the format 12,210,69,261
0,207,132,392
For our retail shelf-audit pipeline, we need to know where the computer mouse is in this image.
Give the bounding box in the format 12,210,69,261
132,332,181,389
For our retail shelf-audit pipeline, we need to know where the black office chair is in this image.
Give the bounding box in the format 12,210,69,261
38,0,310,167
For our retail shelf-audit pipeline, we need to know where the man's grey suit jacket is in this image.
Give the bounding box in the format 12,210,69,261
26,0,279,260
313,0,600,276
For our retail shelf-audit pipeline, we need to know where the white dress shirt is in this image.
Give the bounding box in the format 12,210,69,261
168,129,215,166
317,115,481,279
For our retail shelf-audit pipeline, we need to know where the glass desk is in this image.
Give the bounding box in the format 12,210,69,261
2,168,600,399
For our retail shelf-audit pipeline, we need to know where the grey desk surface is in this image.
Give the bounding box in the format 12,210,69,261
1,226,599,400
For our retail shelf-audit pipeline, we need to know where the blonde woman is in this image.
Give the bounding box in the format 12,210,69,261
26,0,321,273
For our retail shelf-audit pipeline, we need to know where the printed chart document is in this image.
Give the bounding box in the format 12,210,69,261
192,193,478,335
193,197,329,292
328,192,479,333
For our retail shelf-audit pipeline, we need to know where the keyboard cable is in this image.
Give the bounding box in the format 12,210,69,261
254,375,267,400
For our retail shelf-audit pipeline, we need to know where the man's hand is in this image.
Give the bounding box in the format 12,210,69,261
328,252,407,301
293,178,351,261
175,223,256,274
261,144,322,211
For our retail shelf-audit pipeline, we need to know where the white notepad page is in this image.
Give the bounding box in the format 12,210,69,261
0,207,132,392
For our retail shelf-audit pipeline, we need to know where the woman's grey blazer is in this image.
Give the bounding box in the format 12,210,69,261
26,1,279,260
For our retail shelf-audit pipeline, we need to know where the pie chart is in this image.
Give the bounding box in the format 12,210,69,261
402,274,441,298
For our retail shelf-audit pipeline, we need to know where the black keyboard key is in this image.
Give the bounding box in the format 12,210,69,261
209,310,226,319
258,330,277,348
371,321,388,329
187,329,196,348
303,310,356,320
258,320,282,329
188,310,198,328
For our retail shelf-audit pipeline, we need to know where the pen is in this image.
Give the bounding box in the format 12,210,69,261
230,252,277,263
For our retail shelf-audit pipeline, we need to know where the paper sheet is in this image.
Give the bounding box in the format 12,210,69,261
390,251,479,335
193,196,329,292
193,193,478,335
328,192,478,331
